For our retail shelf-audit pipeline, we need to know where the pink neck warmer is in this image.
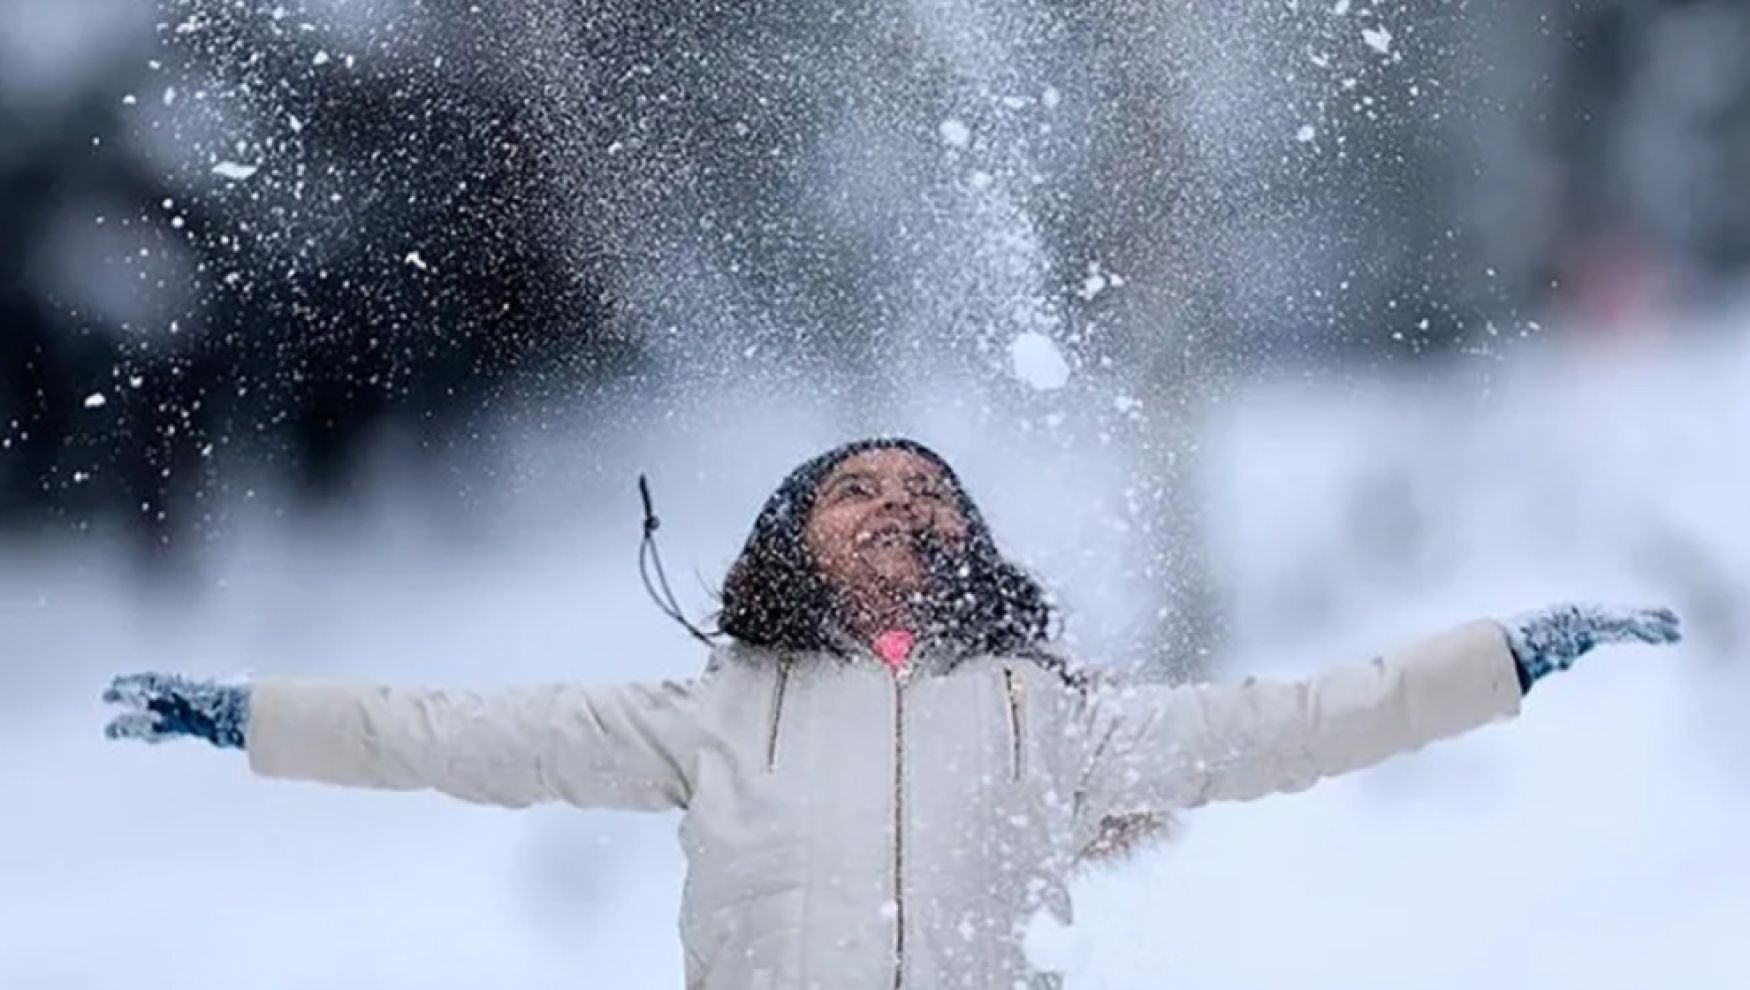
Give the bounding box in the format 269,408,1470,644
871,629,916,674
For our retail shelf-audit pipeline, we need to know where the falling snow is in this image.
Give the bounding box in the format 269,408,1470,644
1009,331,1070,391
211,161,258,181
1076,264,1124,301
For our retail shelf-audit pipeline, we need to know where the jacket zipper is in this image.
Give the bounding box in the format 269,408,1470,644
892,665,909,990
1002,666,1025,781
765,661,791,772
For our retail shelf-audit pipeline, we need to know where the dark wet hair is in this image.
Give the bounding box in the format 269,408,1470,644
718,437,1054,657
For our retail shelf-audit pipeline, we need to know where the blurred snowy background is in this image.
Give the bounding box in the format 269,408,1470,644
3,0,1748,986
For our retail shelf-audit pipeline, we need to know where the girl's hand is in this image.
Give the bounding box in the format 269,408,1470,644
103,673,250,750
1504,604,1682,692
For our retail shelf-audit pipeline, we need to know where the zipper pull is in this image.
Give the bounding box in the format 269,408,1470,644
765,661,791,773
1002,666,1026,781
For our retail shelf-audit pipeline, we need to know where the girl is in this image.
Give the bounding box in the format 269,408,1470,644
104,437,1681,990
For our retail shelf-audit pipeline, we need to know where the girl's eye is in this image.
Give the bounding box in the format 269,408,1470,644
908,480,947,501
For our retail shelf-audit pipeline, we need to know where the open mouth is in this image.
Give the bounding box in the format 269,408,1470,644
858,519,921,548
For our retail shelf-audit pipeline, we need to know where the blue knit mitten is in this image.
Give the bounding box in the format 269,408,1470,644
103,673,250,749
1503,604,1682,694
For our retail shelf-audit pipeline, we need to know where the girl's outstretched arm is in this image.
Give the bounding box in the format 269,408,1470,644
1075,604,1680,821
103,672,705,811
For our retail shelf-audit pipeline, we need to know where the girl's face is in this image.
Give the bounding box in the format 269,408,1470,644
803,448,970,611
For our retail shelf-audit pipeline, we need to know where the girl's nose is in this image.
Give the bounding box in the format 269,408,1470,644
875,496,921,529
883,491,923,515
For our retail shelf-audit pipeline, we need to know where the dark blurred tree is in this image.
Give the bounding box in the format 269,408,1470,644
0,1,646,555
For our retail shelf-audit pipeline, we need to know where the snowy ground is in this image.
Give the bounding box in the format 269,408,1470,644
3,320,1748,989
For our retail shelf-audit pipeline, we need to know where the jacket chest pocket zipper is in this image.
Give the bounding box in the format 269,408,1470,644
1002,666,1025,781
766,661,791,772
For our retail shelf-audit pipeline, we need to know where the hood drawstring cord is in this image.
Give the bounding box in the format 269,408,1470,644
638,474,718,647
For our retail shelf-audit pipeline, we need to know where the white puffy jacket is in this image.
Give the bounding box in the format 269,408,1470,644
246,619,1521,990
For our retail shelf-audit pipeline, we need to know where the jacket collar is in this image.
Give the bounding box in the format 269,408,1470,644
821,623,970,676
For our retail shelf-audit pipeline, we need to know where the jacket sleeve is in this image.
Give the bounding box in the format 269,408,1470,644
1075,619,1522,826
244,676,705,811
